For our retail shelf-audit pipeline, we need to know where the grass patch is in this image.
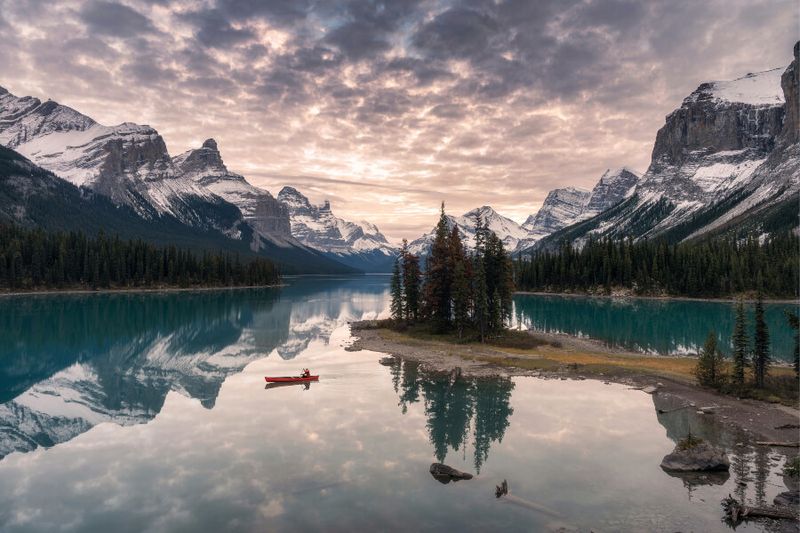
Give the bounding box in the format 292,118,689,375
363,320,799,407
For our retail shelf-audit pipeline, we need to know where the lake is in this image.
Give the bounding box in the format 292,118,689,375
0,277,794,532
514,293,798,359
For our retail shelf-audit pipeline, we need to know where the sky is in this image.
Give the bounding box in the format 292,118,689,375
0,0,796,241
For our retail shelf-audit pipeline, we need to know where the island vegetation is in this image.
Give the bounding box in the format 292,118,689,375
388,204,516,343
0,224,280,292
693,297,799,403
514,232,798,299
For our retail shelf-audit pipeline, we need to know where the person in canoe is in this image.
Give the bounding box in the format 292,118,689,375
300,368,311,378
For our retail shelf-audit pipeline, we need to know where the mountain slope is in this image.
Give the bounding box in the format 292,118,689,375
173,139,295,247
0,144,356,274
408,205,529,256
529,43,799,251
278,186,398,272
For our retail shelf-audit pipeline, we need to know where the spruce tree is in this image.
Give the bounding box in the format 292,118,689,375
453,260,470,339
401,241,422,322
752,296,770,388
732,300,748,387
695,331,725,388
424,202,453,331
472,212,489,342
786,310,800,378
390,257,404,321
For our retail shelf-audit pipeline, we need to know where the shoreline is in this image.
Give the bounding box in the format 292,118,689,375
514,290,800,305
347,321,800,444
0,284,285,298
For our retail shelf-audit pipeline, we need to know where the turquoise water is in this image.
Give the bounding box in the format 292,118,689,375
514,293,798,360
0,277,794,532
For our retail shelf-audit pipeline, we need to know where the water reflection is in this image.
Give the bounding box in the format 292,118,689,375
0,277,389,459
513,294,796,358
385,359,514,473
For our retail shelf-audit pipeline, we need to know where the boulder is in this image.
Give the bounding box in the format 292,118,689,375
660,441,730,472
429,463,473,484
774,490,799,507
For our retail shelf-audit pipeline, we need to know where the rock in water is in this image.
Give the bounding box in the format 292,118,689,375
429,463,474,484
660,441,730,472
774,490,799,507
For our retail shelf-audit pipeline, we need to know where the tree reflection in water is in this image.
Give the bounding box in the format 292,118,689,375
384,358,514,472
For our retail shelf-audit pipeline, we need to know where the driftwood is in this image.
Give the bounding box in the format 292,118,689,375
755,441,800,447
774,423,800,429
722,495,798,525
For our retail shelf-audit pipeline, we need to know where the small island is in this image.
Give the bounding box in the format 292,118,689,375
348,205,800,446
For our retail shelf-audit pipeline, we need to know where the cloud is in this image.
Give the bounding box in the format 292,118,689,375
0,0,796,240
78,1,157,38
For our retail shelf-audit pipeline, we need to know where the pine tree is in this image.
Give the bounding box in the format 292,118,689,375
401,240,422,322
472,212,489,342
786,310,800,378
732,300,748,387
390,256,404,321
752,296,770,388
453,260,470,339
424,202,453,331
695,331,725,388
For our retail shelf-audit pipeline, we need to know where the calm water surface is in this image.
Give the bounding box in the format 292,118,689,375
0,277,794,532
514,293,798,359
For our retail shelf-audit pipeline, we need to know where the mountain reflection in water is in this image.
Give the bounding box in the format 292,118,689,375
0,277,388,459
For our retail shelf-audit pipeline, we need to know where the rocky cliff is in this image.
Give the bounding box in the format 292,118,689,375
173,139,294,245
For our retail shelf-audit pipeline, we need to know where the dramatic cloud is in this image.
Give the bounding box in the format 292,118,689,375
0,0,796,239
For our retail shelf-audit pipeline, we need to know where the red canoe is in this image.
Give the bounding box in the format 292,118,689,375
265,375,319,383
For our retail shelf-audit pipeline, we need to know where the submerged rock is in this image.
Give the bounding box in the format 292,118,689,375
774,490,799,507
430,463,474,484
660,441,730,472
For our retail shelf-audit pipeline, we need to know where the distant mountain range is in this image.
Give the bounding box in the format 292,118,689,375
1,41,797,270
409,42,799,256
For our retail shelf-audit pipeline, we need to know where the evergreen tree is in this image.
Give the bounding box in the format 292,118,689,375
786,310,800,378
401,239,422,321
695,331,725,388
732,300,748,387
424,202,453,331
390,256,404,321
752,296,771,388
453,260,470,339
472,212,489,342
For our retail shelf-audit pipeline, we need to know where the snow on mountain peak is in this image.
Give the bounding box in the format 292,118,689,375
688,67,785,107
277,186,396,260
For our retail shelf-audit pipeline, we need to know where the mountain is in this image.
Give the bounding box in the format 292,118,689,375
522,187,591,238
0,86,355,274
0,87,244,237
173,138,294,246
277,186,398,272
408,205,529,256
529,42,799,251
583,168,640,217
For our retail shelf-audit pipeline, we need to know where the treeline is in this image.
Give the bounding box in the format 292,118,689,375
515,232,799,298
696,299,798,399
0,224,280,290
391,204,514,339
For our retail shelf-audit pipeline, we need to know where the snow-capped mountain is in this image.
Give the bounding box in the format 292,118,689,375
0,85,357,274
0,87,245,238
529,42,799,251
408,205,529,256
522,187,590,237
173,139,295,246
277,186,398,272
583,168,640,216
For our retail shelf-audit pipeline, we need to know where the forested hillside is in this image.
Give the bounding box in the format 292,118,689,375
0,225,280,291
